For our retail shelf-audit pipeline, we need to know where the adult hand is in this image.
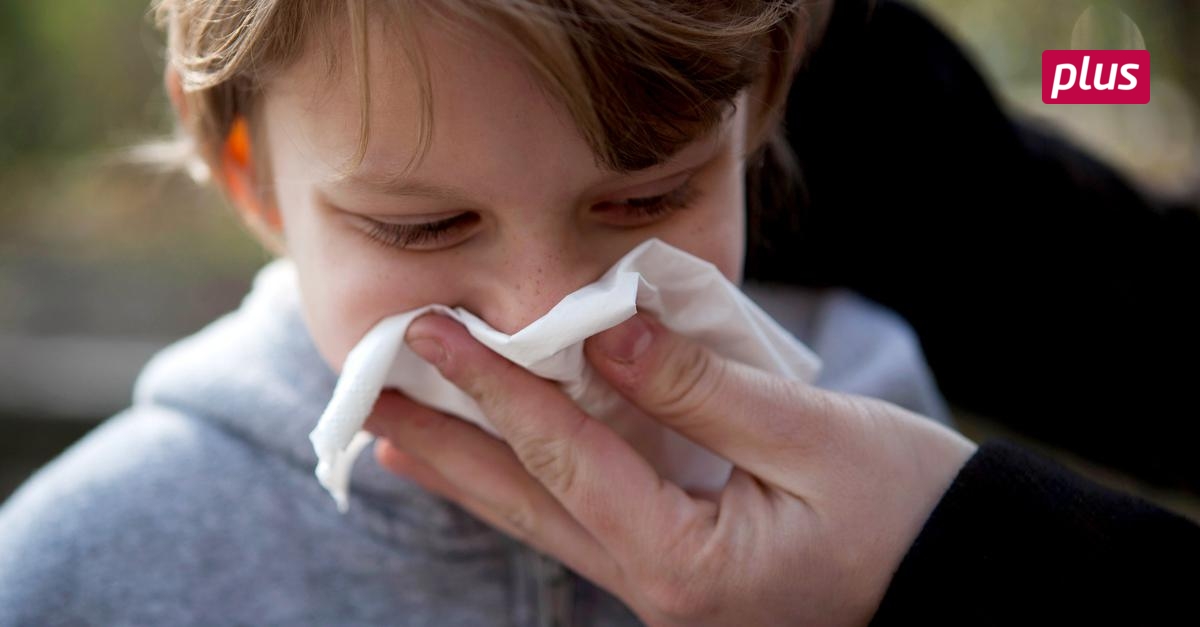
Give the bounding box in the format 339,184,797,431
364,312,977,626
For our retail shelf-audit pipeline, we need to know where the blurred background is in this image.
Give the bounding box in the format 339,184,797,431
1,0,1198,519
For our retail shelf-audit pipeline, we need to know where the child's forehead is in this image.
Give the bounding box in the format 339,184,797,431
267,10,739,194
266,16,592,179
326,116,732,206
276,8,531,112
263,1,749,177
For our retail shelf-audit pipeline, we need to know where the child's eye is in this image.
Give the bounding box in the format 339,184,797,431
359,212,480,251
594,178,701,226
354,178,699,251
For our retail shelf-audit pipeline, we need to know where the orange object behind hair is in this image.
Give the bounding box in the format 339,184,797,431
222,117,281,229
225,117,252,167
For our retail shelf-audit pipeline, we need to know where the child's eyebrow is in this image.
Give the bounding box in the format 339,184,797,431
330,123,729,202
334,172,472,202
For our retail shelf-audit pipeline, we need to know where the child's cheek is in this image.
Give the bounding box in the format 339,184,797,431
325,271,453,374
674,171,747,284
285,231,433,374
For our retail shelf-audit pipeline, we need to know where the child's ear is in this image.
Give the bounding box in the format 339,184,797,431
219,116,285,252
165,65,286,254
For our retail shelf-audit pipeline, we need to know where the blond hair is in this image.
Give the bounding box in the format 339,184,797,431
154,0,813,242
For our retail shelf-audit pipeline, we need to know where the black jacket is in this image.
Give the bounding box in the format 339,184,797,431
755,0,1200,622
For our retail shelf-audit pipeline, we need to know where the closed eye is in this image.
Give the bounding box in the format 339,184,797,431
358,212,480,250
593,177,701,226
348,176,700,251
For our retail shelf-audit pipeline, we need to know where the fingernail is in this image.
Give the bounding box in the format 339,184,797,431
597,314,653,364
406,315,449,366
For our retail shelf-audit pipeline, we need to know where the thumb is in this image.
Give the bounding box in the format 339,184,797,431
584,312,834,475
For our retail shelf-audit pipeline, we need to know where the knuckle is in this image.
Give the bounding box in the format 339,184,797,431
436,340,492,398
653,340,725,420
513,429,580,497
455,354,526,425
498,499,538,541
462,372,510,417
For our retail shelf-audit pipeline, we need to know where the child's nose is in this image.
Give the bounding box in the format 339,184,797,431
467,244,608,336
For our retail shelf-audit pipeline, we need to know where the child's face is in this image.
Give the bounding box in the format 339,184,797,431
257,15,750,372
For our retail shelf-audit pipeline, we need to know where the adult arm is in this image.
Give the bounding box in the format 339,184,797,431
871,440,1200,625
751,0,1200,490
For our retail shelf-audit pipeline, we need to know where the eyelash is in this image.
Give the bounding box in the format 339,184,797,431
609,179,701,221
361,213,478,249
359,179,701,250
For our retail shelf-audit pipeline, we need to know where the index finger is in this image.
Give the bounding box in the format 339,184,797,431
404,313,716,558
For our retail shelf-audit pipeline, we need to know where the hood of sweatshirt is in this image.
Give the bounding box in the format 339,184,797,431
131,259,471,522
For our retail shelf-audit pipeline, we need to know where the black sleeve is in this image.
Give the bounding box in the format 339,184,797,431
869,440,1200,625
748,0,1200,490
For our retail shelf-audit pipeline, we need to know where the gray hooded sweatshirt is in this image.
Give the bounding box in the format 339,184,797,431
0,259,950,626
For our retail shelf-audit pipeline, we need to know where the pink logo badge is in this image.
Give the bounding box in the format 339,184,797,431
1042,50,1150,104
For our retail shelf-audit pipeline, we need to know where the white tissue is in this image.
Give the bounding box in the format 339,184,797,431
308,238,822,512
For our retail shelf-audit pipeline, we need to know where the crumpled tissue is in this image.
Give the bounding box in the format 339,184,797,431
309,238,822,512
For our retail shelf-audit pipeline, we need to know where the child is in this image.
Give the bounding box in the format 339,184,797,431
0,1,950,624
